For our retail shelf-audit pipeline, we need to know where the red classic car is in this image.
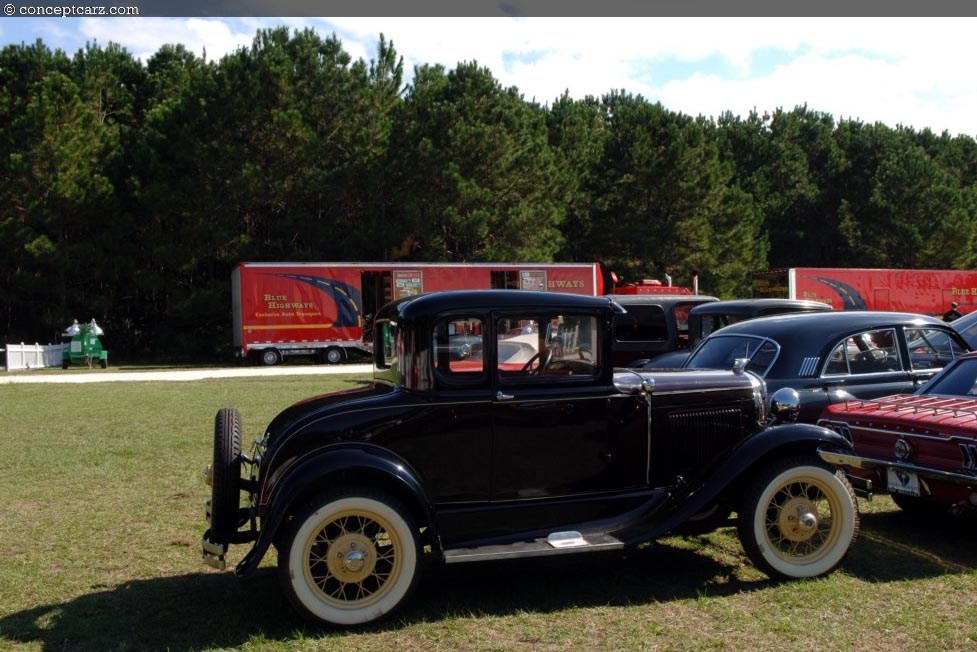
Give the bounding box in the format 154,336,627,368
819,351,977,515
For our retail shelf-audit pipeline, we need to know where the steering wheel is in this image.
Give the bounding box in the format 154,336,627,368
856,349,887,363
520,348,553,374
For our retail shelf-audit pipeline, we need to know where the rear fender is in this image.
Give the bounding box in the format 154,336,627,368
625,423,853,543
234,445,436,576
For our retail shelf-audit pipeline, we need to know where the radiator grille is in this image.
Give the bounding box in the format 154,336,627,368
654,407,747,480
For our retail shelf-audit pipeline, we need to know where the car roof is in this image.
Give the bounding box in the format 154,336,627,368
710,310,945,339
689,298,832,316
697,311,954,378
377,290,617,321
611,294,718,306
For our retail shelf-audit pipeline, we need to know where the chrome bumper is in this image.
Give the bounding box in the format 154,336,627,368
819,448,977,488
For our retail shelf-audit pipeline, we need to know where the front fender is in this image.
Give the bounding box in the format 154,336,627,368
623,422,853,544
235,444,436,576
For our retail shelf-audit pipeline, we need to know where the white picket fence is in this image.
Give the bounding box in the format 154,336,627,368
2,343,67,371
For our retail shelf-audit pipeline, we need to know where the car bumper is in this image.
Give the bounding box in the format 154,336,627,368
818,449,977,488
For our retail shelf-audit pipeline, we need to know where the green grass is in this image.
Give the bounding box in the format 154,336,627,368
3,377,977,650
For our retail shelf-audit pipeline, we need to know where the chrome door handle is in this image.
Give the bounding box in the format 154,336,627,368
496,391,514,401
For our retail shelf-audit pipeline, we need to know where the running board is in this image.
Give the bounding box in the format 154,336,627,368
443,531,625,564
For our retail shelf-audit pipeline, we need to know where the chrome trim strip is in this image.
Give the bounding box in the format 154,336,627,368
818,449,977,486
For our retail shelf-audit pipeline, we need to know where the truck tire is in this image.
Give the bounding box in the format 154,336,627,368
259,349,281,366
210,408,242,543
323,346,346,365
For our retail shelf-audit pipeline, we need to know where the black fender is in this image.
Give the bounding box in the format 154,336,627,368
235,444,437,576
621,422,853,545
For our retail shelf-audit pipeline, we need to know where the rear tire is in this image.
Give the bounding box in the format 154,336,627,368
278,488,420,627
738,455,858,579
259,349,281,366
210,408,242,543
323,346,346,365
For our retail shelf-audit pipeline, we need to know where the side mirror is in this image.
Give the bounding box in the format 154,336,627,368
768,387,800,423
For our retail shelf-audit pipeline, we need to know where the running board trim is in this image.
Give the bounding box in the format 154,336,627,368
443,533,624,563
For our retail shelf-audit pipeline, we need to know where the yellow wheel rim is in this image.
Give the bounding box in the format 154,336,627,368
763,474,843,564
302,508,404,610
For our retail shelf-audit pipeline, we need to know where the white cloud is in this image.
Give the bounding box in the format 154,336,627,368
75,17,255,61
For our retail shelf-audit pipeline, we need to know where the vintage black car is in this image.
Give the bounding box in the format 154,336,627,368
610,293,718,367
202,290,858,627
677,311,971,423
646,298,833,368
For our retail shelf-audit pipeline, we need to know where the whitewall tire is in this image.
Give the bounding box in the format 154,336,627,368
738,456,858,579
278,489,420,627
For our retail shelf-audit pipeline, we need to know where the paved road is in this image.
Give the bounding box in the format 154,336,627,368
0,364,373,384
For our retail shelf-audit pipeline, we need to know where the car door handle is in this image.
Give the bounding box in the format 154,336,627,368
496,391,514,401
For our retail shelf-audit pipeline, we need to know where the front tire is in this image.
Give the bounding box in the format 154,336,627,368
278,488,420,627
738,456,858,579
209,408,242,543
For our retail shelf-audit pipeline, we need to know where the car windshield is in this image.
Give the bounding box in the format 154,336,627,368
919,357,977,396
686,334,779,376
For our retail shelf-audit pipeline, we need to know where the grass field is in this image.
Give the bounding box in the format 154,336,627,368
3,375,977,651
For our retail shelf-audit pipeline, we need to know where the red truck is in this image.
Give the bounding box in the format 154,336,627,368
753,267,977,316
232,262,608,365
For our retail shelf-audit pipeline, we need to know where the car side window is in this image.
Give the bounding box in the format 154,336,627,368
614,305,666,342
825,329,900,376
432,317,485,380
905,327,965,370
498,314,599,380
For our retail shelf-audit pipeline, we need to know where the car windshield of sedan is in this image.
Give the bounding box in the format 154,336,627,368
685,334,778,376
920,357,977,396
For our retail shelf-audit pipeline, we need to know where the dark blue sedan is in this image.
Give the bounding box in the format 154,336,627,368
679,311,971,422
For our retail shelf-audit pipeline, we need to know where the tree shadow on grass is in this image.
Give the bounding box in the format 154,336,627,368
0,540,766,651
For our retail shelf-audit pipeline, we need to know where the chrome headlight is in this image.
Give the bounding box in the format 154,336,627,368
769,387,801,423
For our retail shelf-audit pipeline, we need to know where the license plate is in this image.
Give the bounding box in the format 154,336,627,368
887,468,920,496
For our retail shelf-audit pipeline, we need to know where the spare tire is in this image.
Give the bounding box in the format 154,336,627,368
210,408,242,543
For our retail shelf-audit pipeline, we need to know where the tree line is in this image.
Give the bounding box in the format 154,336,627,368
2,27,976,360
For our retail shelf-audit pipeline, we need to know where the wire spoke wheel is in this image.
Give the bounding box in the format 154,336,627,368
739,456,858,579
280,490,419,627
306,510,403,609
762,476,840,564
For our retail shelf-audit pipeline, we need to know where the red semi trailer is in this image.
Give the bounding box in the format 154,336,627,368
753,267,977,316
232,262,607,365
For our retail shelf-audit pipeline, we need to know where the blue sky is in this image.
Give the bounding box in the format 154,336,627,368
2,17,975,137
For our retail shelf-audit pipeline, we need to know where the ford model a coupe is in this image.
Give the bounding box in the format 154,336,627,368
202,290,859,627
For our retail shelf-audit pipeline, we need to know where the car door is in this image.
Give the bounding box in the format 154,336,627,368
903,326,969,388
820,327,912,401
409,315,494,506
489,311,648,509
